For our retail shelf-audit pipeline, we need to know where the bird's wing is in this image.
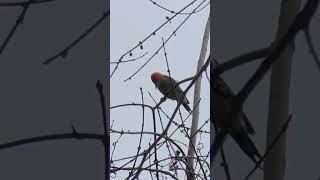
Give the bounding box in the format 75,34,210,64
162,75,178,84
230,128,261,165
161,75,181,92
213,75,255,134
213,76,235,97
162,75,189,103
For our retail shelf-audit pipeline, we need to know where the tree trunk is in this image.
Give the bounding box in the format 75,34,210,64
264,1,301,180
186,15,210,180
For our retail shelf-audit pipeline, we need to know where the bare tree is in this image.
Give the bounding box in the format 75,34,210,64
110,1,210,179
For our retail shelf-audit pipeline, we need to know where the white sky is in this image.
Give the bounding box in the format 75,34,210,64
110,0,210,179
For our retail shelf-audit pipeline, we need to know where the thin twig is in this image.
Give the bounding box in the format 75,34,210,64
303,28,320,71
0,0,56,7
43,11,109,65
0,0,31,55
131,55,211,179
110,0,199,78
244,115,293,180
213,47,271,76
122,0,208,82
148,0,209,15
0,133,103,150
211,0,319,164
96,80,108,180
110,52,148,64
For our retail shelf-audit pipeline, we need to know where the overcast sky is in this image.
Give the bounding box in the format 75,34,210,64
110,0,210,179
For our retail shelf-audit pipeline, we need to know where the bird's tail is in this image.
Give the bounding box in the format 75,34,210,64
231,131,262,168
182,102,191,112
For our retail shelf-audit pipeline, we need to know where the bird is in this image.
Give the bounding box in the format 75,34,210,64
212,74,262,166
151,72,191,112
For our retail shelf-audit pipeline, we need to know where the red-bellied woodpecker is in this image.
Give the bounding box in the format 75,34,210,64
151,72,191,112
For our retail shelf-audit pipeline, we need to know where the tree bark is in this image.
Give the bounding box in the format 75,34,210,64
264,1,301,180
186,15,210,180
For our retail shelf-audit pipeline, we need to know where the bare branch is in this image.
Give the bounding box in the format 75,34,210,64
43,11,109,65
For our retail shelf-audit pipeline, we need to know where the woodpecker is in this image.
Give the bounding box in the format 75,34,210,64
151,72,191,112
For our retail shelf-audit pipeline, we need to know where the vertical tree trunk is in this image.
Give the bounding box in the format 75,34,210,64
264,1,301,180
186,15,210,180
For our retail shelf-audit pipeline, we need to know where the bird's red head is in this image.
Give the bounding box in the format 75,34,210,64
151,72,161,83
